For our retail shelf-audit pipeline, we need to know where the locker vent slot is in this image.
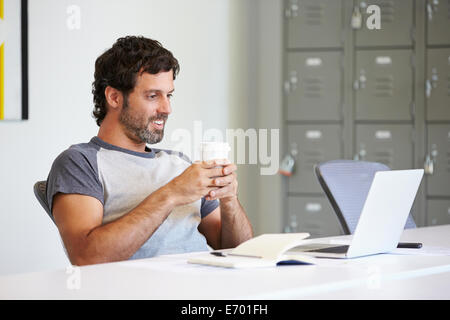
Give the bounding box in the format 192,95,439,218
303,4,324,26
374,76,394,97
380,1,395,23
373,149,393,168
303,77,324,98
301,150,324,167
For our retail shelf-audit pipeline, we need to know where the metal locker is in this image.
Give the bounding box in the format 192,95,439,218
427,199,450,226
355,124,414,169
427,0,450,45
355,50,414,121
288,124,342,194
285,51,342,121
354,0,413,47
285,0,342,49
426,124,450,196
426,48,450,121
287,196,343,238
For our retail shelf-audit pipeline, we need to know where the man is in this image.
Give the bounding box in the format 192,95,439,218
46,36,253,266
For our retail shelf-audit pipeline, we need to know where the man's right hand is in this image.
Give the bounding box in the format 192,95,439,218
164,159,229,206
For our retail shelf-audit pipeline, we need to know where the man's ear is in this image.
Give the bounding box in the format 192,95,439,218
104,86,124,111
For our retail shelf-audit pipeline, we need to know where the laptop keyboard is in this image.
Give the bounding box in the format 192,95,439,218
305,245,349,254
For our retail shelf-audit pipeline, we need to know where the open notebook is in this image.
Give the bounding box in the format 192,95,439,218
187,233,316,268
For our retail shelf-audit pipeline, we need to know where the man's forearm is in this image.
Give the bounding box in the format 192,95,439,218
75,185,175,265
219,197,253,249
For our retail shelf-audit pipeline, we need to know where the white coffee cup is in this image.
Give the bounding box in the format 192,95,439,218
200,142,231,162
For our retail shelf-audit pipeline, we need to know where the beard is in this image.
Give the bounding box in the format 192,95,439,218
119,98,167,145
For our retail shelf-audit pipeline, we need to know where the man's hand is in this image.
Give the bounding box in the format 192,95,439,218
195,160,252,249
204,162,238,203
164,159,231,206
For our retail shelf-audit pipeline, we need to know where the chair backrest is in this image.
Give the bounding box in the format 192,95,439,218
315,159,416,234
33,180,55,224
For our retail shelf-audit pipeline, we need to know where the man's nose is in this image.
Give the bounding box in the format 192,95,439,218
158,96,172,115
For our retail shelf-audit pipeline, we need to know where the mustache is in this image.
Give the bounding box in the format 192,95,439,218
148,114,168,122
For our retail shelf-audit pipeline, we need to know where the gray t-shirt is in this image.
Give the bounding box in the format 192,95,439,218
46,136,219,259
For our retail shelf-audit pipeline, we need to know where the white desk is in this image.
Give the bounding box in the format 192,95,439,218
1,225,450,300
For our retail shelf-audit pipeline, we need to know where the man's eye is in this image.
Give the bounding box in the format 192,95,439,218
147,95,157,99
167,94,173,99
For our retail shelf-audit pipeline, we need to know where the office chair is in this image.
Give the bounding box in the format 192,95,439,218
314,159,417,235
33,180,55,224
34,180,70,257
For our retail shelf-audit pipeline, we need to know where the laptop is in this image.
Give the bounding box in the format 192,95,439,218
290,169,424,259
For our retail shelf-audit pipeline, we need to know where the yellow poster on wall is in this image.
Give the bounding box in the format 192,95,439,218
0,0,28,121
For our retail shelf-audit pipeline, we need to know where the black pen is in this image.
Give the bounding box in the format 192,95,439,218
210,251,226,257
210,251,262,258
397,242,422,249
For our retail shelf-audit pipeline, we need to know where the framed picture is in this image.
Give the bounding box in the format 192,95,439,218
0,0,28,121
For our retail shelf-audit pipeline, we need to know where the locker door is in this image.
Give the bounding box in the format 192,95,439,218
355,0,413,47
288,125,342,194
355,50,413,121
285,0,342,49
427,0,450,45
426,48,450,121
286,52,342,121
355,124,414,169
288,196,343,237
427,199,450,226
426,125,450,196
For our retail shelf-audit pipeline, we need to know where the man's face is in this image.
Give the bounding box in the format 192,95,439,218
119,70,174,145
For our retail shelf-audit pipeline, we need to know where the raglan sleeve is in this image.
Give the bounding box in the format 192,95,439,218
46,147,104,217
200,197,219,218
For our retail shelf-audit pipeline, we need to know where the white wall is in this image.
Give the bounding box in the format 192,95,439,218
255,0,284,234
0,0,284,275
225,0,284,235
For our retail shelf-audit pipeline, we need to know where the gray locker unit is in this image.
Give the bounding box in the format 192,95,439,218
355,124,414,169
424,1,450,227
285,0,343,49
427,0,450,45
288,124,342,194
281,0,450,233
287,196,343,237
355,50,414,121
286,51,342,121
354,0,414,47
426,48,450,121
427,199,450,226
426,124,450,197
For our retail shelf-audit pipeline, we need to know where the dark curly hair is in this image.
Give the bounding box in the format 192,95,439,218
92,36,180,126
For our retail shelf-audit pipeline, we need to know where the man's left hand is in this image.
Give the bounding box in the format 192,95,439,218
204,160,238,203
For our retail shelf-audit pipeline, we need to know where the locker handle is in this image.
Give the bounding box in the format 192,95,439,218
425,71,438,98
425,79,432,98
354,70,367,91
351,6,362,29
284,71,298,95
427,3,432,21
286,214,298,233
424,146,438,175
354,147,367,161
353,78,366,90
424,154,434,175
279,143,298,176
427,1,438,21
285,3,299,18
